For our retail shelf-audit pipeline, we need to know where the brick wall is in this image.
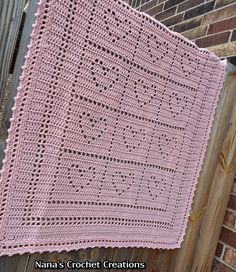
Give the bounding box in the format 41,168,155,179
212,178,236,271
132,0,236,59
128,0,153,8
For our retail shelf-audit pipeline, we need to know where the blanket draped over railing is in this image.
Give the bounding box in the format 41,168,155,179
0,0,226,256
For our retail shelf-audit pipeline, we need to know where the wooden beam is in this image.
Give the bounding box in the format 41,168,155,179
3,0,39,129
191,75,236,272
168,62,236,272
0,0,38,170
0,253,29,272
0,0,25,105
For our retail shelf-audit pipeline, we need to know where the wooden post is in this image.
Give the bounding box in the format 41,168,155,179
3,0,39,129
191,80,236,271
168,62,236,272
0,0,25,105
0,0,38,170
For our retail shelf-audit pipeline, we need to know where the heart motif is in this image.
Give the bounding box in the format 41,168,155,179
91,58,120,95
103,8,132,44
78,111,107,144
133,79,158,109
112,171,135,196
181,52,200,76
169,92,188,118
157,133,177,160
122,125,146,153
147,176,167,201
147,34,169,64
67,165,96,192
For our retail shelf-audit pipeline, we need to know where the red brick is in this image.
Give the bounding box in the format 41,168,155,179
228,195,236,210
184,1,215,20
212,259,235,272
208,16,236,34
146,3,163,16
224,247,236,268
178,0,204,12
174,17,202,32
195,31,230,48
202,3,236,24
223,210,236,229
215,242,224,258
133,0,139,7
208,42,236,58
139,0,158,12
182,25,207,40
219,227,236,248
155,6,176,21
161,13,183,27
215,0,235,9
164,0,185,10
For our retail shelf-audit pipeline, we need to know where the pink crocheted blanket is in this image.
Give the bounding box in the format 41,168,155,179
0,0,226,256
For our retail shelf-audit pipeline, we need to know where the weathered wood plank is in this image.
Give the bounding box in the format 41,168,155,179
168,62,236,272
0,75,12,169
149,249,172,272
191,74,236,272
0,254,29,272
118,248,134,268
3,0,38,129
121,248,136,272
52,251,77,272
16,253,30,272
133,248,148,270
144,249,159,272
0,0,25,105
0,0,38,171
25,252,43,272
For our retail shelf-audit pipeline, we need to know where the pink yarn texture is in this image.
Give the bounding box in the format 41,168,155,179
0,0,226,255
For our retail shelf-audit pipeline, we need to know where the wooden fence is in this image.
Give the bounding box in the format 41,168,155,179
0,0,235,271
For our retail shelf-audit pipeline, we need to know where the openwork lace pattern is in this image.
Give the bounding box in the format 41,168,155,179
0,0,226,255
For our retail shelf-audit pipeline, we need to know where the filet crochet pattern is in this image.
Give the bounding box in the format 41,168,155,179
0,0,226,255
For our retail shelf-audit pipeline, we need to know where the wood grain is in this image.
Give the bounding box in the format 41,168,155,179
3,0,38,129
191,72,236,272
0,0,24,106
168,62,236,272
0,254,29,272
